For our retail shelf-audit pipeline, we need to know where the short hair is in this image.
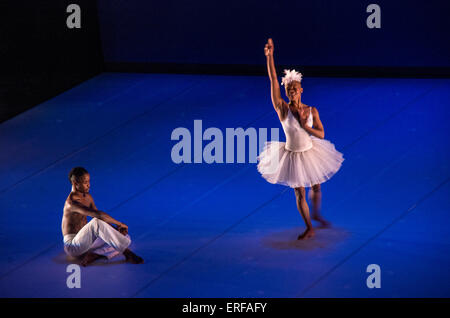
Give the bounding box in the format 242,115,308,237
68,167,89,184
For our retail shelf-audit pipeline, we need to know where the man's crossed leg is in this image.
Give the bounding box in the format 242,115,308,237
64,218,143,266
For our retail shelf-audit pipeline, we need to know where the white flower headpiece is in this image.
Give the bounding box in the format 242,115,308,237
281,69,303,86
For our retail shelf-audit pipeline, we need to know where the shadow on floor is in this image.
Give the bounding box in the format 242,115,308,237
52,252,127,267
261,226,351,251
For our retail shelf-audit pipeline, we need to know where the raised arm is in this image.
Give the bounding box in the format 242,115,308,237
264,38,284,112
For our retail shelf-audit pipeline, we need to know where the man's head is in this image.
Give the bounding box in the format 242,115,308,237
68,167,90,194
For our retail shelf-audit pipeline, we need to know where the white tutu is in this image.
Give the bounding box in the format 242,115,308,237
257,135,344,188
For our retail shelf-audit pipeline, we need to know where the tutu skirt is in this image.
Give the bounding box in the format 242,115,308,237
257,136,344,188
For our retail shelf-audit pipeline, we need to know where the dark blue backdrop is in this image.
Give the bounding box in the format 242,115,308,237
97,0,450,67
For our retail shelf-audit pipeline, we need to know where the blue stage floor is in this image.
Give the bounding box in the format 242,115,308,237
0,73,449,297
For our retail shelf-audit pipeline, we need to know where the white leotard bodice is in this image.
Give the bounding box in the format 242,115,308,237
281,107,313,152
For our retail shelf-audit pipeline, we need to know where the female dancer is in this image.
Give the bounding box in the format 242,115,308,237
257,38,344,240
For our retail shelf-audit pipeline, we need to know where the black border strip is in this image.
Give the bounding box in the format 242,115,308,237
0,298,447,316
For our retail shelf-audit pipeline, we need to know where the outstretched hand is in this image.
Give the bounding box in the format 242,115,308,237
264,38,274,57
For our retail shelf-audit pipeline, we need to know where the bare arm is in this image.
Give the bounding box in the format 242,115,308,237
67,195,125,228
265,38,284,112
90,195,128,234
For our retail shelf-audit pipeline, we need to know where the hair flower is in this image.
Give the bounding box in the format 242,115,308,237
281,69,303,86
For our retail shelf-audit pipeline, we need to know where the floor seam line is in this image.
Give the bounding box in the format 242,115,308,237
342,86,436,151
0,80,443,292
296,176,450,297
0,81,200,196
0,243,58,281
131,187,290,297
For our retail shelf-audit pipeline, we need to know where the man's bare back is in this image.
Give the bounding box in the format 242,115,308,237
61,192,92,236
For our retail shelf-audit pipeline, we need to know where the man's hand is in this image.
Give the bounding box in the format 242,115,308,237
117,223,128,235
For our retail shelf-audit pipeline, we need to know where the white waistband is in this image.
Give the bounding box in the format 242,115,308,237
63,234,76,244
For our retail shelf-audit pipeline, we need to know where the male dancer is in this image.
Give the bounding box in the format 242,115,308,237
62,167,143,266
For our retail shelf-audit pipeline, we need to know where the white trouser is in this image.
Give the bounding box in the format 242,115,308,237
63,218,131,259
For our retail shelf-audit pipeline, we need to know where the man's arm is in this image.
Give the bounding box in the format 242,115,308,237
67,195,125,228
89,195,128,234
90,195,98,211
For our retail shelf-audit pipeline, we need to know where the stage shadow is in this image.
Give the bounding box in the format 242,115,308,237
52,252,127,266
261,226,350,251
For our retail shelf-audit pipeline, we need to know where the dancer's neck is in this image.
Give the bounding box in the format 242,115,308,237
71,186,87,197
289,100,305,109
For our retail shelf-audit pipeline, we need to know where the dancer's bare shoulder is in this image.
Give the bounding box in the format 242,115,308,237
67,192,91,208
63,192,94,218
301,103,314,113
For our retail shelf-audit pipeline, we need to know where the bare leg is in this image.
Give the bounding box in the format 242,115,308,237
294,187,315,240
310,184,331,228
80,252,106,267
123,248,144,264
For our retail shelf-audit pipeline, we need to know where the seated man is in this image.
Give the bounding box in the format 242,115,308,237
62,167,144,266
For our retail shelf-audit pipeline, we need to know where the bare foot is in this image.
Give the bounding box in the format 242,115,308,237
297,228,315,240
123,249,144,264
80,252,106,267
312,216,332,228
